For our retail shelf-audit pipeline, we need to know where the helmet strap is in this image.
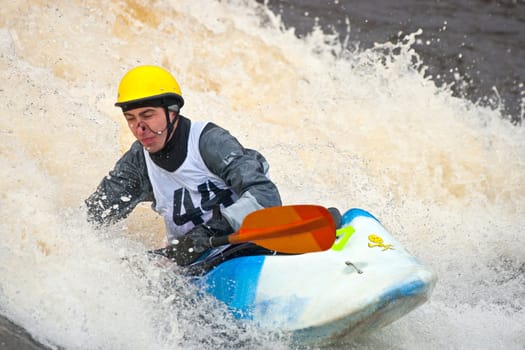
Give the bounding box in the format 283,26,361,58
163,106,179,148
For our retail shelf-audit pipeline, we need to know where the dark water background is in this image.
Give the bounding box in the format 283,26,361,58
261,0,525,124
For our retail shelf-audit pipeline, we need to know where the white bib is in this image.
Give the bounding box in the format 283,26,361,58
143,121,237,242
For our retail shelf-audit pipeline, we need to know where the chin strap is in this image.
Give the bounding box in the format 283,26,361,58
163,105,179,148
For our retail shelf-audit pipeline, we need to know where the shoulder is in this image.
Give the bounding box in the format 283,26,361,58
199,123,241,150
118,141,146,165
199,123,244,166
107,141,150,182
127,140,145,157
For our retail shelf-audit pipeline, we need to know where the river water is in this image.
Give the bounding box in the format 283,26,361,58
265,0,525,124
0,1,524,349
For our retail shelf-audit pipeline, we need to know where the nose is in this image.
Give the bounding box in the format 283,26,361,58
137,121,147,132
131,121,150,136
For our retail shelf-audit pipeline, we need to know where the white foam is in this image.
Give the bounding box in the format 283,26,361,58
0,0,523,349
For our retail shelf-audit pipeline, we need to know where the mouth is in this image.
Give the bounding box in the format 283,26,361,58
140,136,156,146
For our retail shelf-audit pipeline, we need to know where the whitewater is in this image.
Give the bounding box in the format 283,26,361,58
0,1,524,349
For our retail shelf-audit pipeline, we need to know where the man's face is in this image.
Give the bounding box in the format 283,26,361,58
123,106,173,153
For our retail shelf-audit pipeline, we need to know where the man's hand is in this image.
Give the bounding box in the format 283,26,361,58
152,214,234,266
165,225,213,266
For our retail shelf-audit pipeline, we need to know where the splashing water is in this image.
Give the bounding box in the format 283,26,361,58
0,0,524,349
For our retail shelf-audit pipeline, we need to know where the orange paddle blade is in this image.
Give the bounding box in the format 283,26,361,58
228,205,336,254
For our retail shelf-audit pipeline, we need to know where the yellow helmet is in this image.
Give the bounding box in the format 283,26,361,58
115,65,184,111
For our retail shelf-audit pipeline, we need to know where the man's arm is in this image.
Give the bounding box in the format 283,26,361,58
85,141,154,225
199,124,282,230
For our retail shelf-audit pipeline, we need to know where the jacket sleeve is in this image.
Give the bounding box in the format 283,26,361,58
85,141,154,225
199,124,282,230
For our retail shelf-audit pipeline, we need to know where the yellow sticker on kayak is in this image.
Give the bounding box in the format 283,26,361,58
332,226,355,251
368,234,394,251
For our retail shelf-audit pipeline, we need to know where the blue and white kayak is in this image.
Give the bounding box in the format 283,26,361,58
198,208,437,345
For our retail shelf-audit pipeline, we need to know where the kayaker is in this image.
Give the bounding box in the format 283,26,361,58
85,65,282,266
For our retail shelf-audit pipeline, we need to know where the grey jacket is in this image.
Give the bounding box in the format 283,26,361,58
85,116,281,232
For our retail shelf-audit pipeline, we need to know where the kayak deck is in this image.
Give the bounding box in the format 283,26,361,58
199,208,437,345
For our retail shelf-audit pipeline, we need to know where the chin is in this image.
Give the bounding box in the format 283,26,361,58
143,144,160,153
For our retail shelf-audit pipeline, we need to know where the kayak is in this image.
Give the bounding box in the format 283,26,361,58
197,208,437,345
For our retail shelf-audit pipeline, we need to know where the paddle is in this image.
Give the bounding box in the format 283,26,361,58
151,205,337,266
209,204,337,254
